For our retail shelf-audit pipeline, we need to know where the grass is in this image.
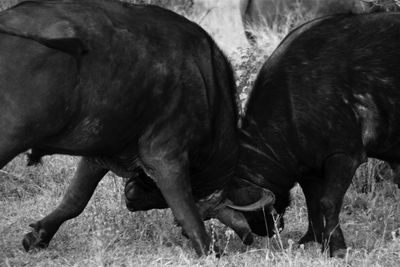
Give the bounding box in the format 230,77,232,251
2,155,400,266
1,0,400,266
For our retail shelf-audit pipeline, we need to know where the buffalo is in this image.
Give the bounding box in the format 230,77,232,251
236,12,400,257
0,0,267,256
239,0,370,44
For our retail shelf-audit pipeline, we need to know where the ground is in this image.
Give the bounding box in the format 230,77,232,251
1,0,400,266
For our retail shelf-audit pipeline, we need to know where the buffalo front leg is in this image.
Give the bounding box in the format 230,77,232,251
140,150,211,256
298,178,324,244
320,154,359,258
22,157,108,251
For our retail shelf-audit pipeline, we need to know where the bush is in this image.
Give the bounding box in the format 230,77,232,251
230,47,268,116
363,0,400,11
129,0,194,15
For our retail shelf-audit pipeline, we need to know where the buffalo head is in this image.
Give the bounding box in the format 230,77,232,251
124,172,281,245
221,177,285,239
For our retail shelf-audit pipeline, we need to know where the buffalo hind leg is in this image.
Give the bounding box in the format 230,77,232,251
140,149,211,256
320,153,359,258
22,157,108,251
298,178,324,244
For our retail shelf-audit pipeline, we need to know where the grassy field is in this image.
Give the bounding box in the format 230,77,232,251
1,0,400,266
2,157,400,266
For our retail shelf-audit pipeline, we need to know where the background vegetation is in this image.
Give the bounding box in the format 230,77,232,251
1,0,400,266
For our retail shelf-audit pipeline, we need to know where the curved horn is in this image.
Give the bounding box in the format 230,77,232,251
226,189,275,212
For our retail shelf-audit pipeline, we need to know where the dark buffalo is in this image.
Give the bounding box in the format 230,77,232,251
236,12,400,257
0,0,266,256
239,0,369,44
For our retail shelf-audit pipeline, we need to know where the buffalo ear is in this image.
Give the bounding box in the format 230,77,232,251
0,2,88,56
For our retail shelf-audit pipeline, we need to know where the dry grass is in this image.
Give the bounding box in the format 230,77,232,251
1,0,400,266
2,155,400,266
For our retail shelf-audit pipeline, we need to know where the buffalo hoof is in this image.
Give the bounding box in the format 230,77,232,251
330,248,347,258
241,231,254,246
22,223,50,252
298,230,322,244
210,243,226,258
322,242,347,258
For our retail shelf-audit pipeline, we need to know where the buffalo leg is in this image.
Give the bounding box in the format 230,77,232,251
215,208,254,245
320,154,358,258
140,149,210,256
22,157,108,251
298,178,324,244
